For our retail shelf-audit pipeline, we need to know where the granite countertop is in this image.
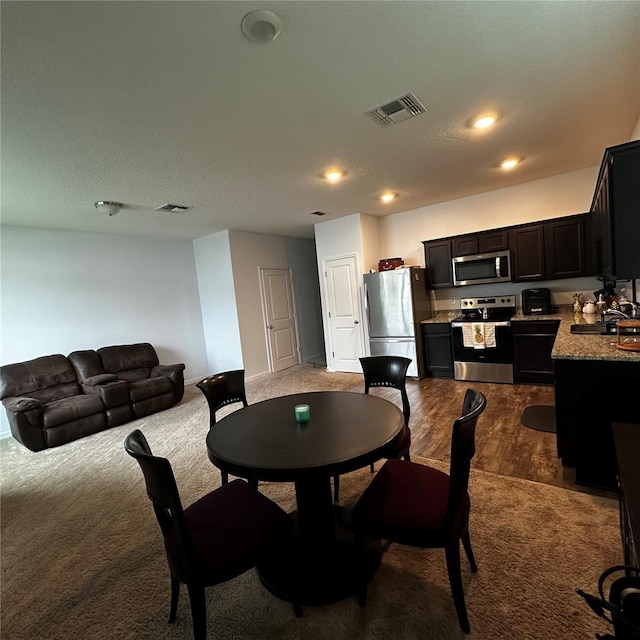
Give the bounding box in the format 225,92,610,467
421,306,640,363
512,307,640,363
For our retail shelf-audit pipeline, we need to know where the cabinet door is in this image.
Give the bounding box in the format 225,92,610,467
423,240,453,288
421,324,454,378
478,230,509,253
512,321,559,384
452,235,478,257
544,217,587,279
509,225,545,281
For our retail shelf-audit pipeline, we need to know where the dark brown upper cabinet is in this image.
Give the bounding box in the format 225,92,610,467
452,236,478,257
478,230,509,254
509,224,545,282
590,140,640,280
423,240,453,288
545,216,588,280
423,213,592,289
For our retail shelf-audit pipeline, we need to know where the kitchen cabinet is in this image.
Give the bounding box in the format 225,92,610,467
421,323,454,378
509,224,545,282
423,240,453,288
512,320,559,384
423,214,590,289
554,358,640,490
591,140,640,280
613,422,640,568
510,215,590,282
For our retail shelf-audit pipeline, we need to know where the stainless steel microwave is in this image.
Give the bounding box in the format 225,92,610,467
452,250,511,286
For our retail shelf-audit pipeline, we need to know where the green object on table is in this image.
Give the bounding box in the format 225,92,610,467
294,404,310,422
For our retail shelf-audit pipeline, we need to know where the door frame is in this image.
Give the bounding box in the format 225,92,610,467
321,252,367,372
259,267,302,373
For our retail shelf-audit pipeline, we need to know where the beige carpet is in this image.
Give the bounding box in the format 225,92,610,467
1,364,619,639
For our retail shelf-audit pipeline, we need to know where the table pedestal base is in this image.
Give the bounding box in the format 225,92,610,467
257,507,381,609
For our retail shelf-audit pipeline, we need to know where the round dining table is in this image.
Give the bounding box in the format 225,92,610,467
205,390,404,611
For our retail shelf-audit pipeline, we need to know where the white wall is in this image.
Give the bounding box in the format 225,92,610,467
0,225,209,437
380,166,599,268
193,231,243,375
360,213,381,273
227,230,323,379
631,114,640,141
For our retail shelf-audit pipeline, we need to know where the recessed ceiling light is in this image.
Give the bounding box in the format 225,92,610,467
473,114,498,129
324,169,344,183
380,192,397,203
500,157,521,170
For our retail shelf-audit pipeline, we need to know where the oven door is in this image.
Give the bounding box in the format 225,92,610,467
451,321,514,384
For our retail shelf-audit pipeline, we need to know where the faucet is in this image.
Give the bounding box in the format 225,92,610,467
601,307,631,324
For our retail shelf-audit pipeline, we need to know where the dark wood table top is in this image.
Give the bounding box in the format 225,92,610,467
206,390,404,482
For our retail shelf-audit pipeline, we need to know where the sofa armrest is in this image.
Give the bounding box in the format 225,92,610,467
3,396,42,415
151,363,186,403
152,363,185,384
83,374,119,387
2,396,46,451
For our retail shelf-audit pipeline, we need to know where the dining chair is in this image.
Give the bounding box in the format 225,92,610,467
196,370,249,485
351,388,487,634
333,355,412,503
124,429,291,640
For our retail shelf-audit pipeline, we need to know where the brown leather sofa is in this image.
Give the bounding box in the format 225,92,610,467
1,343,185,452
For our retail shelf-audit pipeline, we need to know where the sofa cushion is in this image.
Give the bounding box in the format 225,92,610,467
129,377,173,402
0,355,81,402
98,343,159,382
43,394,105,428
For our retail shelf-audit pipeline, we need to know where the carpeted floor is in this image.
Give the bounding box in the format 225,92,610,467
0,364,619,639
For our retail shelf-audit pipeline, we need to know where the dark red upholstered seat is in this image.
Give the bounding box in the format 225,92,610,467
352,388,487,634
125,429,291,640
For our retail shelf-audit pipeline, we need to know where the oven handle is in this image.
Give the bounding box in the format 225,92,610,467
451,321,511,328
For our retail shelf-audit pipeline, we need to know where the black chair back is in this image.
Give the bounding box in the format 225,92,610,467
124,429,198,582
446,389,487,534
197,370,248,427
359,356,411,426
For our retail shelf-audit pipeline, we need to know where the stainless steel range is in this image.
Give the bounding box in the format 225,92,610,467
451,295,516,384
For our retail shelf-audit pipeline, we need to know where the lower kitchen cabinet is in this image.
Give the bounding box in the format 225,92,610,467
421,323,454,378
512,320,559,384
554,358,640,491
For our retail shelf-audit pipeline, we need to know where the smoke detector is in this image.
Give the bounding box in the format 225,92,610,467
241,10,282,43
366,93,427,127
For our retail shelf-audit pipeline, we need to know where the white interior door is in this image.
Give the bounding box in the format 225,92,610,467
324,255,364,373
260,268,299,372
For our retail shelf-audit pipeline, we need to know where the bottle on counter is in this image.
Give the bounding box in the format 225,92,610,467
595,294,607,315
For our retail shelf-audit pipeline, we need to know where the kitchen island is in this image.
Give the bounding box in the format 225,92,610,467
544,309,640,490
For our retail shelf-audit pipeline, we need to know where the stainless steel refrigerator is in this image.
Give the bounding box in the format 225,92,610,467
363,267,432,378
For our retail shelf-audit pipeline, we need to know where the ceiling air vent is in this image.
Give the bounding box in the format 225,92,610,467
155,203,191,213
366,92,427,128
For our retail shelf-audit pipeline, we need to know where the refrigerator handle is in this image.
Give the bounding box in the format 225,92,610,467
364,281,371,334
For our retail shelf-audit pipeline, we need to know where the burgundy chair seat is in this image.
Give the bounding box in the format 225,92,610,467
165,479,290,584
381,424,411,459
129,376,172,402
43,394,104,428
352,459,470,546
352,388,487,634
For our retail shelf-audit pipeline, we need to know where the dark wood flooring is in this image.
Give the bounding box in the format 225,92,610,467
348,376,605,495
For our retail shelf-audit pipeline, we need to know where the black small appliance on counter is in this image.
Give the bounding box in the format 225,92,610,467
522,288,553,315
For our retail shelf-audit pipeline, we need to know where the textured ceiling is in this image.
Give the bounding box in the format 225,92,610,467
1,1,639,240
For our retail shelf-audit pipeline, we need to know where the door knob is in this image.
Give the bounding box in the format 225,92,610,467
354,320,359,324
268,324,274,329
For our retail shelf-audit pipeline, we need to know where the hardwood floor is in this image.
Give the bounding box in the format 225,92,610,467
347,376,603,494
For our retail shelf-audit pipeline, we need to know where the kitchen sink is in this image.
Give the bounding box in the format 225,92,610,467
570,324,616,335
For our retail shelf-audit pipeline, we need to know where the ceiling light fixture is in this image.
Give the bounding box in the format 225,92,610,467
380,192,397,203
241,10,282,43
500,157,521,170
324,170,344,183
94,201,123,216
473,114,498,129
